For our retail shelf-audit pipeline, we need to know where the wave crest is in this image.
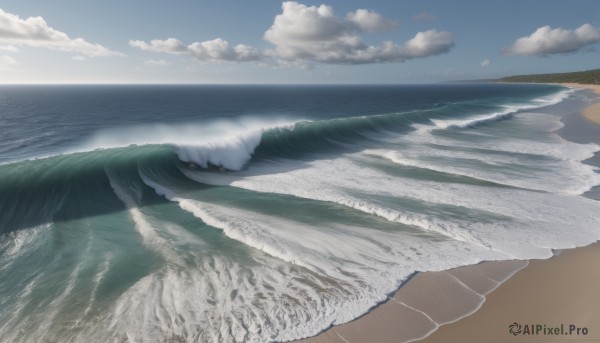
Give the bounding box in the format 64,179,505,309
79,117,300,171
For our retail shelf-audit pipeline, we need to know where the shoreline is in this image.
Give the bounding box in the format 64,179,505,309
295,83,600,343
296,260,530,343
560,83,600,124
417,243,600,343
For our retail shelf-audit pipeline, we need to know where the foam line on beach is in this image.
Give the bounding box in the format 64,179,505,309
297,260,529,343
429,88,573,129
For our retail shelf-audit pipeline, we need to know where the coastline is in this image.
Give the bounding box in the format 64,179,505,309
417,243,600,343
560,83,600,124
295,83,600,343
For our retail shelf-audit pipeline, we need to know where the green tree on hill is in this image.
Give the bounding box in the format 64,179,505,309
498,69,600,84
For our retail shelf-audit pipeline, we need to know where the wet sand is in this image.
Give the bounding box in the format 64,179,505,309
296,260,528,343
418,243,600,343
561,83,600,124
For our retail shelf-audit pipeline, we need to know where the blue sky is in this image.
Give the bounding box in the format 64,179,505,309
0,0,599,83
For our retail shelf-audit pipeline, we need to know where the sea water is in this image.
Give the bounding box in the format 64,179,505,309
0,84,599,342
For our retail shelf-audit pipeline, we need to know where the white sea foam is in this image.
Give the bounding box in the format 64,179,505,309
4,86,598,343
79,253,112,321
431,105,520,129
362,143,600,195
140,93,600,341
375,111,600,195
77,116,301,170
132,174,509,342
431,88,573,129
182,152,600,259
107,171,185,265
140,161,600,342
18,236,96,343
0,224,51,263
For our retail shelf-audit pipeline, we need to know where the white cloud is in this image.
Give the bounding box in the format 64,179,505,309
0,8,122,57
0,54,16,64
263,2,454,64
130,38,187,54
480,59,490,67
412,13,437,22
188,38,261,62
0,45,19,52
506,23,600,56
71,55,87,61
346,9,397,32
130,37,261,62
402,29,454,58
144,59,170,66
131,2,453,66
0,54,17,69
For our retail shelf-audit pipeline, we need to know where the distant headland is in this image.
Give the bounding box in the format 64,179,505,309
498,68,600,84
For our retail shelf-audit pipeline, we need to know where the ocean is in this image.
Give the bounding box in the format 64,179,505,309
1,84,599,342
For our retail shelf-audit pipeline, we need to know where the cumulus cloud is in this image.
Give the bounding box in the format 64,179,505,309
480,59,490,67
346,9,397,32
0,8,122,57
131,2,453,66
130,38,187,54
506,23,600,56
130,37,261,62
263,2,454,64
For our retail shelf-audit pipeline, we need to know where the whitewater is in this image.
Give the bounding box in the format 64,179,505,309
1,84,599,342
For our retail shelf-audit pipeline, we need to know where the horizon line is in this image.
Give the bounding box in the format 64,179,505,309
0,81,497,86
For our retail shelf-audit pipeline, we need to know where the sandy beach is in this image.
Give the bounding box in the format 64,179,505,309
417,243,600,343
299,245,600,343
296,84,600,343
561,83,600,124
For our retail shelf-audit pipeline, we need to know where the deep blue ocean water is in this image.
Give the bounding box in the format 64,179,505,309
1,84,599,342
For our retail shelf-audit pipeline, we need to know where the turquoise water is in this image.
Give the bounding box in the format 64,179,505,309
1,84,600,342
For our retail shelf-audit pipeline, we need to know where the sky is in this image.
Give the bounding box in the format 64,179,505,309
0,0,599,84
